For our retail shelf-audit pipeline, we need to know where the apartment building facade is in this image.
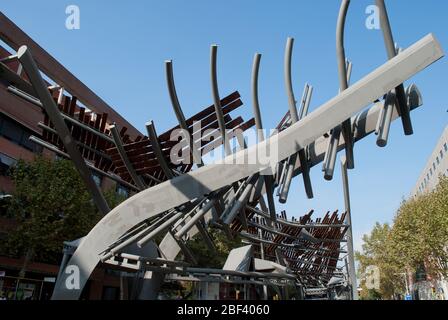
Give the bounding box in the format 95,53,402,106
0,12,142,299
412,126,448,197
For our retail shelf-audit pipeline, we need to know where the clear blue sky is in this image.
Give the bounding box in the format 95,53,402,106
1,0,447,251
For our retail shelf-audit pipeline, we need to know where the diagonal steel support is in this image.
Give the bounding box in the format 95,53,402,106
17,46,110,215
165,60,204,167
210,44,232,156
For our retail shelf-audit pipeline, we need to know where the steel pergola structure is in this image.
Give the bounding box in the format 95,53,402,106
0,1,444,300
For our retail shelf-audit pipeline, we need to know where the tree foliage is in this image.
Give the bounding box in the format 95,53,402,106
0,156,124,265
188,228,242,268
356,176,448,299
355,222,403,299
390,176,448,278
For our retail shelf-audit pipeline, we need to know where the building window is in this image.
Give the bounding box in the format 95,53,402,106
445,143,448,152
433,162,436,170
0,152,17,176
116,184,129,198
92,173,102,188
436,157,440,165
430,168,433,176
0,113,43,153
441,150,444,159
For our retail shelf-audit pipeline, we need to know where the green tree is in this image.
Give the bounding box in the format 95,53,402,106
357,176,448,299
356,222,403,299
188,228,242,268
0,156,124,277
389,176,448,279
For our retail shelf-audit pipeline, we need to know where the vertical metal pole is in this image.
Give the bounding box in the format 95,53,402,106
17,46,110,215
376,0,413,135
341,156,358,300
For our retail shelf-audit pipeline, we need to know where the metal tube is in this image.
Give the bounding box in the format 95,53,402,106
147,265,296,280
278,154,296,203
165,60,204,167
323,126,341,181
250,53,274,221
341,157,358,300
146,120,174,179
346,60,353,84
299,84,313,120
251,53,264,142
210,44,231,156
336,0,355,170
239,232,347,253
175,199,216,239
101,211,178,261
336,0,350,93
18,46,110,215
137,210,185,248
284,37,299,123
376,91,396,147
376,0,413,135
223,174,257,225
246,206,348,229
110,124,146,190
283,38,314,199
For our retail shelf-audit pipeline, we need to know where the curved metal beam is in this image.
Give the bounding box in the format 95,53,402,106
251,53,276,218
324,0,355,181
110,124,146,190
210,44,232,156
337,0,355,170
165,60,204,167
282,38,313,199
146,120,174,180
